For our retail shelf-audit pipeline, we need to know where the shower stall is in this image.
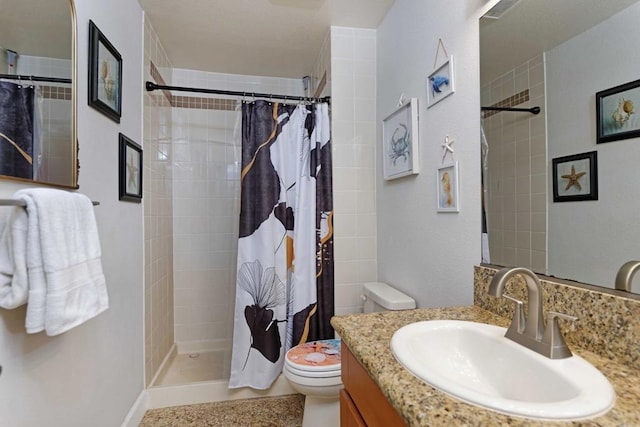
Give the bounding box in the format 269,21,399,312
143,58,313,402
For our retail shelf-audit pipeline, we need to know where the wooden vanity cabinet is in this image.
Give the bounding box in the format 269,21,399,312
341,343,405,426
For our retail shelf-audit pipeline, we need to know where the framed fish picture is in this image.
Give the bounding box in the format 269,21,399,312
382,98,420,180
427,56,455,108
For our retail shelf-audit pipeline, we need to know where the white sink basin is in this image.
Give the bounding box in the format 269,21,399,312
390,320,615,421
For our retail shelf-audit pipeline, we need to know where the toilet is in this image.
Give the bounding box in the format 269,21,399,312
283,282,416,427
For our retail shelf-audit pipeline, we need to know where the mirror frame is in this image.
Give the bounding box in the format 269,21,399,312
0,0,78,189
70,0,78,189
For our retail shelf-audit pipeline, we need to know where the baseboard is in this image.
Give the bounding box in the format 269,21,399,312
120,389,148,427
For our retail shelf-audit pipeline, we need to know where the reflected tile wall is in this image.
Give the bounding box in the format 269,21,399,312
16,56,72,184
481,53,547,273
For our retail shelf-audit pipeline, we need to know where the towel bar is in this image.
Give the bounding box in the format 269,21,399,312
0,199,100,207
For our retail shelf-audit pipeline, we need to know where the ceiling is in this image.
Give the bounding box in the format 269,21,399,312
0,0,71,60
480,0,639,84
138,0,396,78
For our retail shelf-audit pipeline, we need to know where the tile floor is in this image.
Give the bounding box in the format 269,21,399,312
139,394,304,426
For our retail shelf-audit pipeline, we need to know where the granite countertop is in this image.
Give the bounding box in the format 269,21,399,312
331,306,640,427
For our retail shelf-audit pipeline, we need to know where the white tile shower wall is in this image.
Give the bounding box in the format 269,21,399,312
329,27,378,315
143,17,175,386
15,55,72,184
481,54,547,273
171,69,304,345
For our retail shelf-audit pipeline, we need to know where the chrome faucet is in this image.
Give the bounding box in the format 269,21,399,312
615,261,640,292
488,267,577,359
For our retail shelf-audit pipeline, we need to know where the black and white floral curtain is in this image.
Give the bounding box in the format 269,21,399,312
229,100,334,389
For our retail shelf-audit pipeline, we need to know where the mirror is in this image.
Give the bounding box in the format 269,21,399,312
480,0,640,291
0,0,77,188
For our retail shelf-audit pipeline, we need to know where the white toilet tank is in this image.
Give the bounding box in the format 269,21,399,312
362,282,416,313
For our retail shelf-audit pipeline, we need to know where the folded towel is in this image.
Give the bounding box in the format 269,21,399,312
0,207,29,309
15,188,108,335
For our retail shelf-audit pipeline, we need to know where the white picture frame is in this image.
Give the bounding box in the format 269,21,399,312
427,56,455,108
437,161,459,212
382,98,420,180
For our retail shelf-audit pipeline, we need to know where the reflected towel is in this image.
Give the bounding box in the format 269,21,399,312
16,188,108,335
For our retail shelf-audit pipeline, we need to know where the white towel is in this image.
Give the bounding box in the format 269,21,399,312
0,207,29,309
16,188,108,335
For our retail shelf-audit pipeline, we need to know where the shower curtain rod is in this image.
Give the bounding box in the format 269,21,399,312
0,74,72,84
145,81,331,104
481,105,540,115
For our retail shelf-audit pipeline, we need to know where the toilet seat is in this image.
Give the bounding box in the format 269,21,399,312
284,339,342,379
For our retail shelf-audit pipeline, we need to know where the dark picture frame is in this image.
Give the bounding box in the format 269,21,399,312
88,20,122,123
596,78,640,144
119,133,142,202
552,151,598,202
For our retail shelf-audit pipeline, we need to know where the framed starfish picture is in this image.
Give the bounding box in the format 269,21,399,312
119,133,143,202
552,151,598,202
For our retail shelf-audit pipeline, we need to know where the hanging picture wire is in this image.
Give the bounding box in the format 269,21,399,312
433,38,449,69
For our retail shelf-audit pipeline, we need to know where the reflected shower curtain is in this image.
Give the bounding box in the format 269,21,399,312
0,81,35,179
480,123,490,264
229,100,334,389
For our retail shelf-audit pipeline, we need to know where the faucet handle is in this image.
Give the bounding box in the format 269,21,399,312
547,311,578,323
503,294,525,334
544,311,578,359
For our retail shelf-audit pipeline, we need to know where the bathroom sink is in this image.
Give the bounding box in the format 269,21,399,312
390,320,615,421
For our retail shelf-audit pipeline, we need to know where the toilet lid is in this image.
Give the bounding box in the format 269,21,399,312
285,339,341,373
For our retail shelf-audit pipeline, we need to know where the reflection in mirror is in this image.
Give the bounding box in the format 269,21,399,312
480,0,640,292
0,0,77,188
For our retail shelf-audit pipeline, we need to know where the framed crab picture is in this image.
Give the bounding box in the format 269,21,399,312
382,98,420,180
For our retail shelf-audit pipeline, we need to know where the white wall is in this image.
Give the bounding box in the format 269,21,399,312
376,0,493,307
546,2,640,287
0,1,145,426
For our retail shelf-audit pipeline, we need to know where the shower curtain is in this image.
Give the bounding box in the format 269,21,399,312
229,100,334,389
0,81,37,179
480,123,490,264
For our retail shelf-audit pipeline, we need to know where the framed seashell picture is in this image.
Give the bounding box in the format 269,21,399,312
88,20,122,123
596,78,640,144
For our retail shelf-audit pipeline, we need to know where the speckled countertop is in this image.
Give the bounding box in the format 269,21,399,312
331,306,640,426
